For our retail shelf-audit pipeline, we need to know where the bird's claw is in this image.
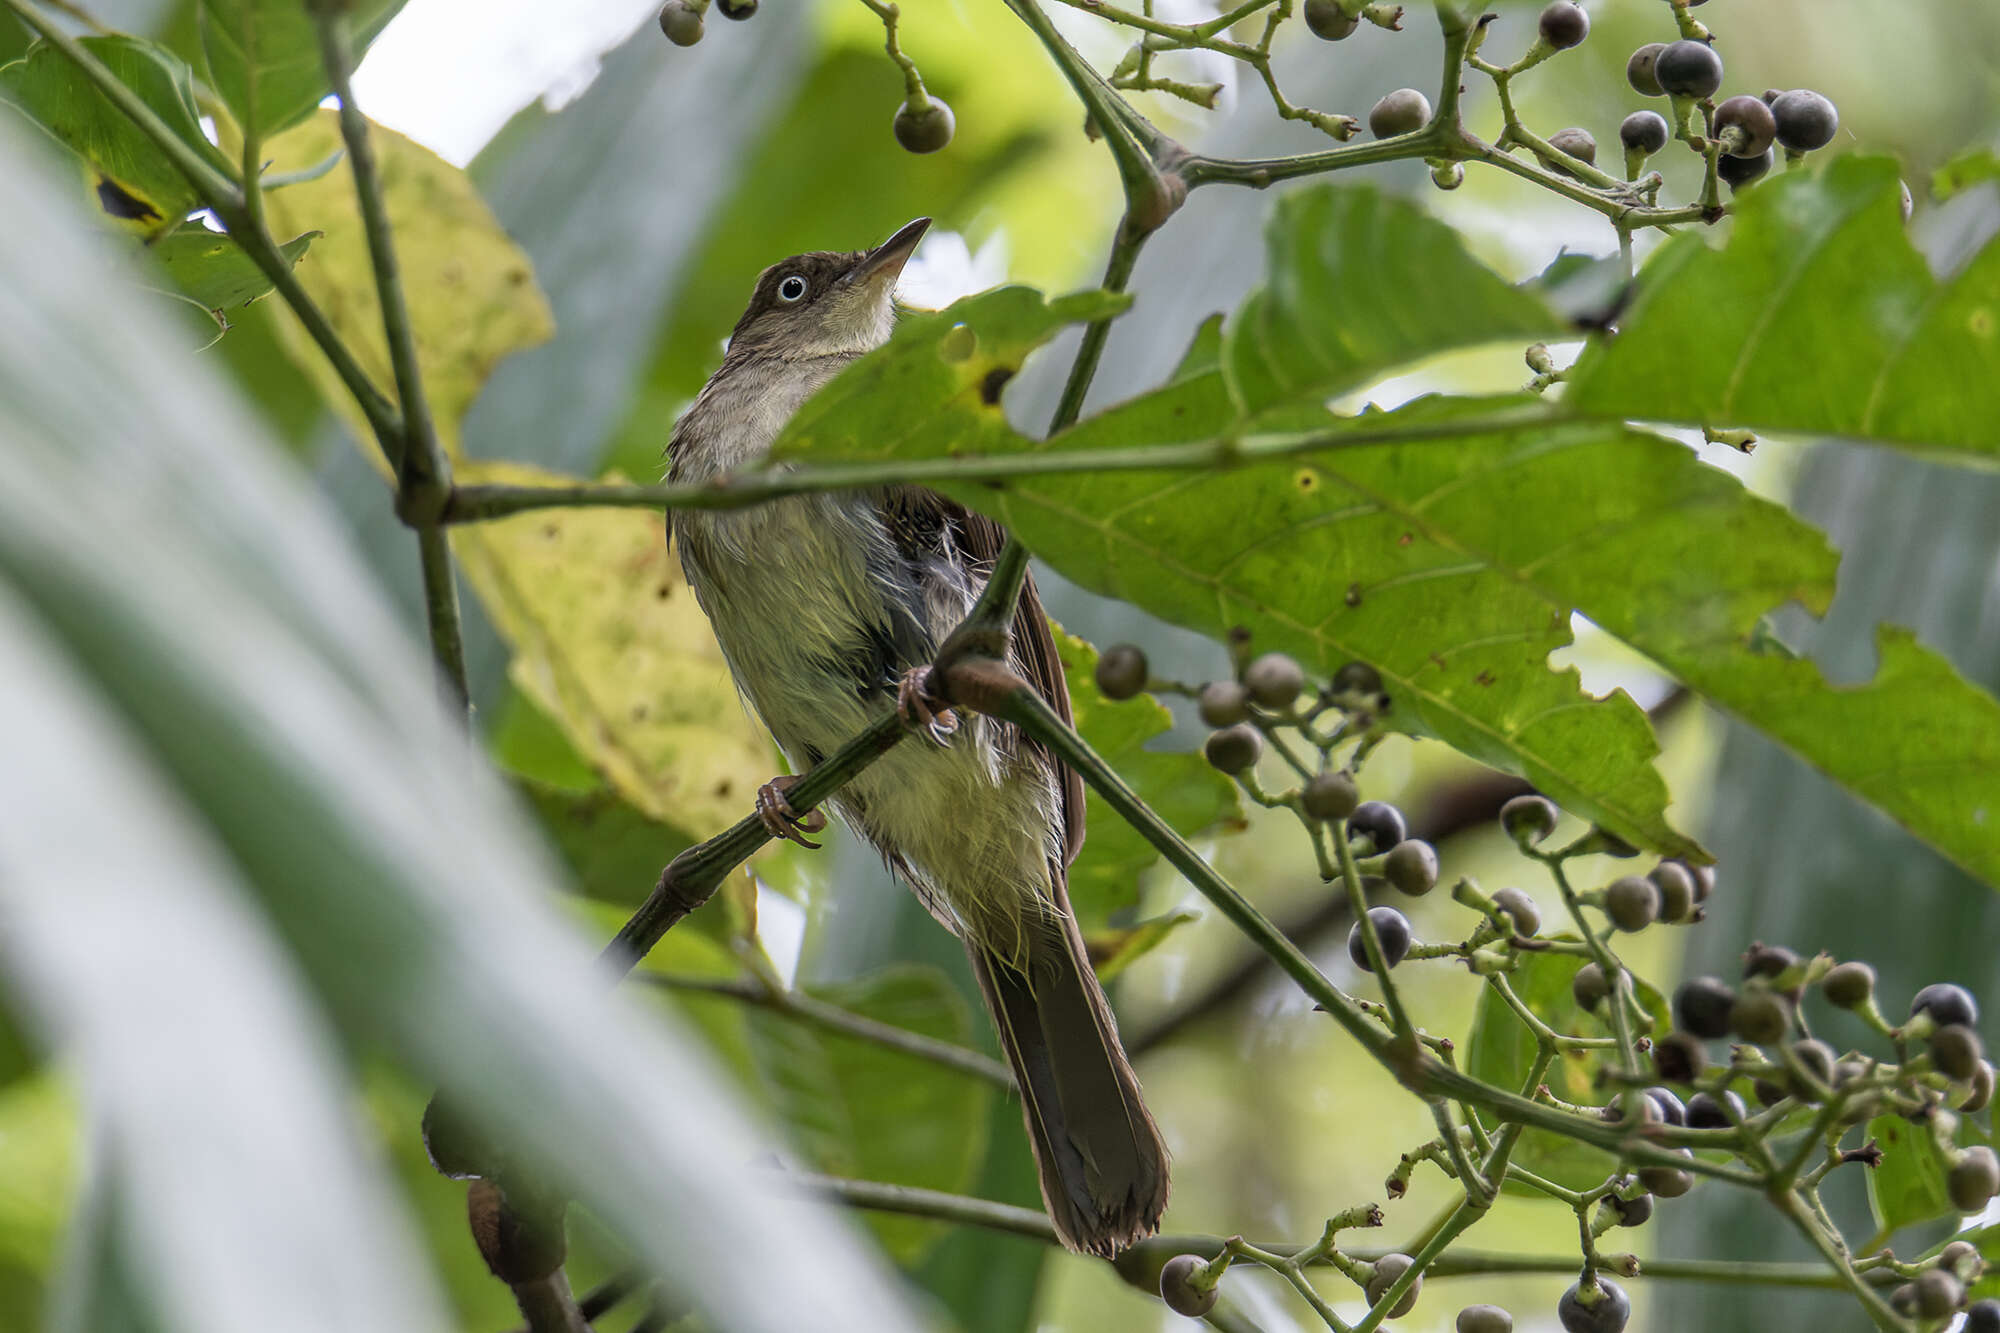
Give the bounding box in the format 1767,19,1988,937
896,667,957,747
756,774,827,849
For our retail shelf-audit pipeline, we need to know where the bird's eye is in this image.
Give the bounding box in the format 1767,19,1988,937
777,275,808,302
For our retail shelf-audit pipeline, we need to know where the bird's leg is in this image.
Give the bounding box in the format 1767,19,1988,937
896,666,958,747
755,774,828,848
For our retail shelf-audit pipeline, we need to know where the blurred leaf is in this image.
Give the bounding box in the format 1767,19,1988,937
0,1073,74,1302
198,0,404,140
1087,909,1200,982
1053,628,1241,926
1934,148,2000,203
259,110,553,470
451,459,772,845
1219,185,1563,415
1464,945,1671,1193
0,34,233,236
146,227,314,321
1567,157,2000,463
1865,1113,1955,1238
746,965,994,1264
0,122,928,1333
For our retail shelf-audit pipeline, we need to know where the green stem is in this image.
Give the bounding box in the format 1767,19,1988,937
438,407,1554,523
1,0,403,448
1770,1189,1907,1333
415,526,470,718
601,715,906,975
311,0,449,509
1050,225,1149,431
640,974,1014,1088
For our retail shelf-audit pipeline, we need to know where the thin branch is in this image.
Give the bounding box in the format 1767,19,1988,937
0,0,403,448
415,526,470,717
638,973,1015,1089
795,1173,1858,1290
438,407,1555,523
310,0,449,509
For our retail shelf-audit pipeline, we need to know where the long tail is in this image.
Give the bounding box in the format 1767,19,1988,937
968,908,1169,1257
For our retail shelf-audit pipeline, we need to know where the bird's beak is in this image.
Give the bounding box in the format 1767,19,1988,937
848,216,931,289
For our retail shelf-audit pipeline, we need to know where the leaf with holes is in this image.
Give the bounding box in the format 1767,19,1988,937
1055,628,1242,927
1567,156,2000,462
0,35,235,236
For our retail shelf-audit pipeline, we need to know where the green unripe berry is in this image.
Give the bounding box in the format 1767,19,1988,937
1948,1146,1999,1212
1625,44,1665,97
1537,1,1587,50
893,98,955,154
1303,0,1359,40
1822,961,1875,1009
1933,1024,1985,1081
1384,839,1439,896
1963,1061,1996,1114
1369,88,1431,140
1245,652,1306,708
1789,1039,1836,1100
1301,771,1360,820
1457,1306,1513,1333
1731,986,1792,1046
1159,1254,1217,1318
1500,794,1559,846
1204,723,1263,774
657,0,704,46
1094,644,1148,700
1198,679,1251,727
1604,875,1659,932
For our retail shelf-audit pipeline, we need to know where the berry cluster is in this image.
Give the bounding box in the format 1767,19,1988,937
656,0,956,155
1095,633,1993,1331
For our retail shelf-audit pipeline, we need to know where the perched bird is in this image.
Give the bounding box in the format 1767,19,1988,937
667,218,1169,1256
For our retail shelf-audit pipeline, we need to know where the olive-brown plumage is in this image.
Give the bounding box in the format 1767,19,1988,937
665,220,1169,1255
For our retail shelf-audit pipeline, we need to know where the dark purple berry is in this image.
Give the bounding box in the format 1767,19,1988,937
1715,94,1776,158
1349,906,1413,972
1204,723,1263,774
1159,1254,1217,1318
1558,1276,1630,1333
1620,110,1669,157
1674,976,1736,1040
893,98,955,154
1912,983,1980,1030
1347,800,1407,854
1625,44,1665,97
1718,149,1773,191
1771,89,1839,152
1654,40,1723,99
1537,1,1588,50
1685,1089,1745,1129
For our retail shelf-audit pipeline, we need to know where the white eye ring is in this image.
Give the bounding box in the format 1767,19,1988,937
777,275,808,302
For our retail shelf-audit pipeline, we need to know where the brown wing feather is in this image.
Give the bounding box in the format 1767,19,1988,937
952,507,1087,867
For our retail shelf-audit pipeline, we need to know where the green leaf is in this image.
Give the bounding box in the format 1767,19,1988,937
1865,1112,1956,1237
1055,628,1242,926
1219,184,1566,415
1463,945,1672,1194
0,35,234,236
1934,147,2000,203
147,227,314,319
516,778,691,907
1566,157,2000,462
745,965,994,1264
1087,909,1200,982
199,0,405,140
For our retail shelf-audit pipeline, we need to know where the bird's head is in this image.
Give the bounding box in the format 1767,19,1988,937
723,217,931,363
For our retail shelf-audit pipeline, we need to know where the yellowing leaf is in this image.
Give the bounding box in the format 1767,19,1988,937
259,111,553,467
452,460,772,843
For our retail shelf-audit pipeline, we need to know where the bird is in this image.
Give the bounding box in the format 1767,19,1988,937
666,218,1169,1257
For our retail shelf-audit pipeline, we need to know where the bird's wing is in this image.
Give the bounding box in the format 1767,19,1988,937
953,507,1087,868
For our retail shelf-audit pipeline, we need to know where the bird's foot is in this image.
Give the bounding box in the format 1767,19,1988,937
897,666,958,747
755,774,828,849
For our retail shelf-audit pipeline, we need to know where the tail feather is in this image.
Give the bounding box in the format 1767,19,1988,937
969,899,1169,1257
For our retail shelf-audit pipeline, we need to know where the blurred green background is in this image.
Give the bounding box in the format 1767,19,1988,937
1,0,1996,1329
